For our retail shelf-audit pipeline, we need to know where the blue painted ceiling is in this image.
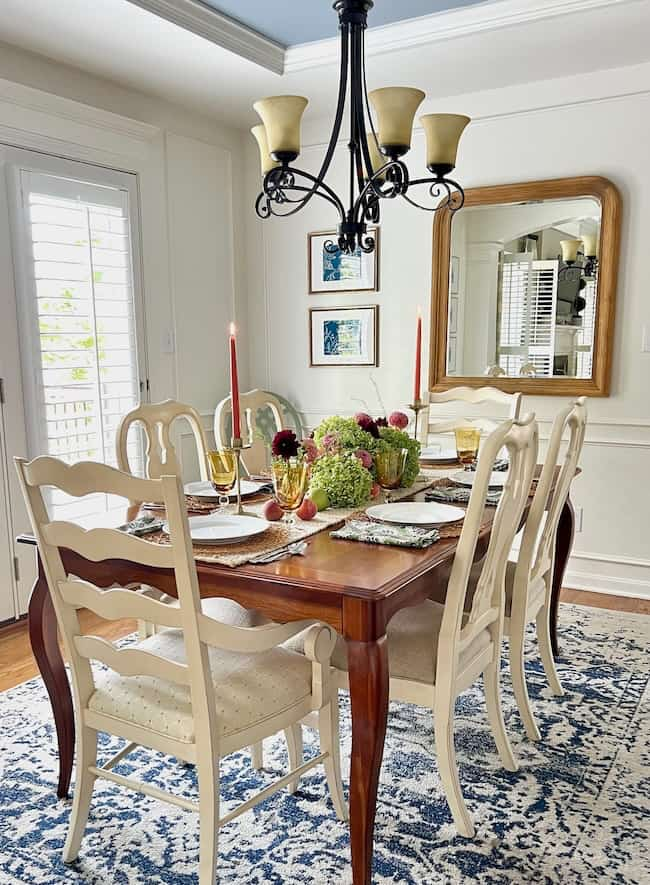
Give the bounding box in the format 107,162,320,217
201,0,485,47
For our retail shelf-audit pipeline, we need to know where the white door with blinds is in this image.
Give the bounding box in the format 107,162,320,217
497,254,558,376
5,149,147,526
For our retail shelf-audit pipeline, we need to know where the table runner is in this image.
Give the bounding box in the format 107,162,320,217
144,471,453,568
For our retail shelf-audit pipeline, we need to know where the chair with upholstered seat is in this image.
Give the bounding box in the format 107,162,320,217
15,456,347,883
214,389,304,476
307,414,539,837
468,397,587,741
424,385,522,441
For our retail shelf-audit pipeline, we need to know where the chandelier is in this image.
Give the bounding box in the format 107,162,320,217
559,234,599,282
251,0,471,255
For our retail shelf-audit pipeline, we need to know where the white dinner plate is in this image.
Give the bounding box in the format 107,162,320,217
366,502,466,526
451,470,508,489
184,480,264,500
419,447,458,462
164,513,270,546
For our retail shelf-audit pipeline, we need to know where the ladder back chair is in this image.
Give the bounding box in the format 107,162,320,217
425,386,522,440
494,397,587,741
214,389,303,477
297,415,539,837
15,456,347,884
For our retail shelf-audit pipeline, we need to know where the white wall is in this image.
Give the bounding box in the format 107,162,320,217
0,45,248,614
244,60,650,599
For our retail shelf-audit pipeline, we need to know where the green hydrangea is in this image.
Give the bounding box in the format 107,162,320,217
375,427,421,487
309,451,373,508
313,416,376,452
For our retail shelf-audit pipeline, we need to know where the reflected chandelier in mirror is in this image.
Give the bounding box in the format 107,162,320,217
430,177,621,396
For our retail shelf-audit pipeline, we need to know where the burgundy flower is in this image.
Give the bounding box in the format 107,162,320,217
354,412,372,425
375,416,388,428
272,429,300,460
356,414,379,438
355,449,372,469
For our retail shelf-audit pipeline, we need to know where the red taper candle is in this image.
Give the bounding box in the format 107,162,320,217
229,322,241,441
414,306,422,403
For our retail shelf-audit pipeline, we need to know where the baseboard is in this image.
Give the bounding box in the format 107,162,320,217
564,569,650,599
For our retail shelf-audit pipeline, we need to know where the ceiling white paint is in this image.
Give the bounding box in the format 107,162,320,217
0,0,649,130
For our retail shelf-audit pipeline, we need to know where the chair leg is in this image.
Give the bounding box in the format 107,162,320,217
537,603,564,697
250,742,264,771
196,753,219,885
483,658,518,772
63,726,98,863
284,724,303,795
433,696,474,837
319,699,348,822
509,625,541,742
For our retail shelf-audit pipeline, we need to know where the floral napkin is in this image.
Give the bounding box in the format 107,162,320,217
331,519,440,549
425,486,501,506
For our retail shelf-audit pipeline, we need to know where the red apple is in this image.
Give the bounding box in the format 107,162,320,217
297,498,317,521
263,499,283,521
370,482,381,498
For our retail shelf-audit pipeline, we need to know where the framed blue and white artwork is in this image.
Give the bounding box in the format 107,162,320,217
308,227,379,293
309,306,379,367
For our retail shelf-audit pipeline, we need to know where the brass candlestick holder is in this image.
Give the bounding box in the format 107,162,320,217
231,437,254,516
408,399,427,442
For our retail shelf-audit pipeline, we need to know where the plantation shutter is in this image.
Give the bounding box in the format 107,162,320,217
17,170,144,518
497,255,558,376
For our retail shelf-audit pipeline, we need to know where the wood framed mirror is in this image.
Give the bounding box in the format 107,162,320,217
430,176,621,396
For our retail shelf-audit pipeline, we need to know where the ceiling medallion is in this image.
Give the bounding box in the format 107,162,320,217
251,0,470,254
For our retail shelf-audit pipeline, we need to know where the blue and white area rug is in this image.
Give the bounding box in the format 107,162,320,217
0,604,648,884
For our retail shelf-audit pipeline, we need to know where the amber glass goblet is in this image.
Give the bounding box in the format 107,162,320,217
375,448,408,502
206,449,237,511
271,458,309,524
454,427,481,471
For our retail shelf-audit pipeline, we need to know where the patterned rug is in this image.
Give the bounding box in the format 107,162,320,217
0,604,648,884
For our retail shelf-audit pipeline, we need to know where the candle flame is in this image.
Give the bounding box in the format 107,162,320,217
229,322,237,336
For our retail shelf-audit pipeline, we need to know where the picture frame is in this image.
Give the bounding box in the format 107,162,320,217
308,227,379,293
450,255,460,294
449,296,459,335
309,305,379,367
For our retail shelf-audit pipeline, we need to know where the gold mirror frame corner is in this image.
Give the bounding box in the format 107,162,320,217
429,175,622,397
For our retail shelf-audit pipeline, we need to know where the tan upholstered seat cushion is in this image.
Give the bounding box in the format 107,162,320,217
288,600,491,686
88,627,312,744
201,596,272,626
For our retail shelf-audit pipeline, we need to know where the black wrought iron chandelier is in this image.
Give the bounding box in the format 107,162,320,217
251,0,470,255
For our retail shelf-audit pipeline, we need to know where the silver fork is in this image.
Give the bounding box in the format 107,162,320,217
250,540,308,564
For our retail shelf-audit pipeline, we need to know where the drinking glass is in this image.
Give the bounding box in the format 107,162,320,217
454,427,481,470
271,459,309,524
375,448,408,502
206,449,237,511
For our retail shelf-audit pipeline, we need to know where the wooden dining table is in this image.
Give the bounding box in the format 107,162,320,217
18,473,574,885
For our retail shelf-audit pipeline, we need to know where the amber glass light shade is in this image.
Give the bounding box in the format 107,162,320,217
581,231,599,258
367,136,387,180
560,238,582,263
251,125,279,176
253,95,308,161
368,87,425,157
420,113,470,172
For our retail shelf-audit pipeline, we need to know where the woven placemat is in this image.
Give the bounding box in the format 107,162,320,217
142,473,444,568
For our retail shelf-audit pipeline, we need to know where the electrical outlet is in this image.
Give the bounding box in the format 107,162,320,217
574,506,583,532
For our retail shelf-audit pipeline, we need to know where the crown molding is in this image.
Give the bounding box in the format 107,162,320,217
285,0,639,73
125,0,285,74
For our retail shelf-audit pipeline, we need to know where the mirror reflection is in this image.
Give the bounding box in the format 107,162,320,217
447,196,601,378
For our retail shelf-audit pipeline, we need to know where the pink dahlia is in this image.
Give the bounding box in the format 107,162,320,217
388,411,409,430
355,449,373,469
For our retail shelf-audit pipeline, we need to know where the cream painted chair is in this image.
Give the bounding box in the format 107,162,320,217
425,386,522,440
15,456,347,883
305,414,539,838
471,397,587,741
214,389,303,477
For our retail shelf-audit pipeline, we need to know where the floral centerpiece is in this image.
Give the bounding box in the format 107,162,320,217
303,411,421,509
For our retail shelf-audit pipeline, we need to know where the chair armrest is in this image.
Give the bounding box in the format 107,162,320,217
197,614,331,656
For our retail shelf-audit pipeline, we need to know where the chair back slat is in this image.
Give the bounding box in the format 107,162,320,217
59,580,182,629
438,414,538,674
43,522,174,569
22,456,161,503
117,399,210,486
426,386,522,439
74,635,190,685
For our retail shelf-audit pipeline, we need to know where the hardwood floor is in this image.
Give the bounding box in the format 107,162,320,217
0,589,647,693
